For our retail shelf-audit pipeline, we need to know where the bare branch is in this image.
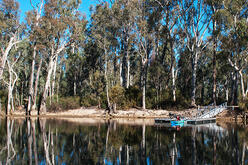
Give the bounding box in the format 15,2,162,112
2,79,9,86
201,41,209,50
228,58,240,71
30,0,36,11
38,0,44,16
154,0,165,8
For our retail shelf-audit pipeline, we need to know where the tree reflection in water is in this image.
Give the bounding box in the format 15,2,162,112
0,118,247,164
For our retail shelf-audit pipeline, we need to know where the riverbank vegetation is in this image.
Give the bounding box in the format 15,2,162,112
0,0,247,115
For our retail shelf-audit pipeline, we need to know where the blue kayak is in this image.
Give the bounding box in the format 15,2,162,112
171,120,184,127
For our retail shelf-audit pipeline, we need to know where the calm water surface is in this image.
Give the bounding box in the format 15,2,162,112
0,118,248,165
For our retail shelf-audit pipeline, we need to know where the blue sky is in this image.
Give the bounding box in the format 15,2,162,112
18,0,98,22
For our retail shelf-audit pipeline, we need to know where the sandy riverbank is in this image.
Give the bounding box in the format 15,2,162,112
0,107,244,126
3,107,199,118
1,107,243,124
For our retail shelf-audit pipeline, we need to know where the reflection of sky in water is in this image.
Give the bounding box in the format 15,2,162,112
117,157,120,165
104,158,113,165
147,157,152,165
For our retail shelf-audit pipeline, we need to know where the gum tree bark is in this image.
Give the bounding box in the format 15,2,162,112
172,66,178,102
5,59,19,114
104,40,110,109
27,0,44,115
40,45,66,114
121,27,130,88
212,20,217,106
32,58,43,110
51,55,58,96
0,36,21,80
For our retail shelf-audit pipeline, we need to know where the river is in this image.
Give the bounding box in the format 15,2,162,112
0,118,247,165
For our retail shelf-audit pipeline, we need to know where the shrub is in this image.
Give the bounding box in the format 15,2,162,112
109,85,126,109
47,96,81,112
125,86,142,108
81,95,99,107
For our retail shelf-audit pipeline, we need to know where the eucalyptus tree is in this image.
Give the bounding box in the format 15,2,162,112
0,0,26,114
177,48,192,100
4,45,25,113
90,2,118,109
153,0,182,102
25,0,44,114
134,0,155,110
205,0,223,105
178,0,212,106
111,0,137,88
37,0,86,114
219,0,248,104
0,0,22,80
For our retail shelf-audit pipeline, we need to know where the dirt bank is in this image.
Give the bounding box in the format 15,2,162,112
2,107,243,122
3,107,197,118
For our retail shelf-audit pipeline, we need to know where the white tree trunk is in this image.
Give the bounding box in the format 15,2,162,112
127,56,130,88
104,42,110,108
141,62,146,110
239,70,246,98
74,75,77,96
28,1,43,114
51,55,58,97
246,81,248,96
27,46,36,114
40,42,66,114
56,67,62,102
130,74,133,86
6,61,18,114
142,82,146,110
191,51,199,106
32,59,43,110
226,88,229,102
7,81,13,114
141,58,147,110
172,65,177,102
40,56,56,114
0,37,20,80
119,61,123,86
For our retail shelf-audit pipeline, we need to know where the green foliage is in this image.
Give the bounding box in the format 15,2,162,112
152,89,190,110
47,96,81,112
109,85,125,109
80,95,99,107
125,86,142,108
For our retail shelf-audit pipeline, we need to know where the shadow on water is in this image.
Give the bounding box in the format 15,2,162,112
0,117,248,165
